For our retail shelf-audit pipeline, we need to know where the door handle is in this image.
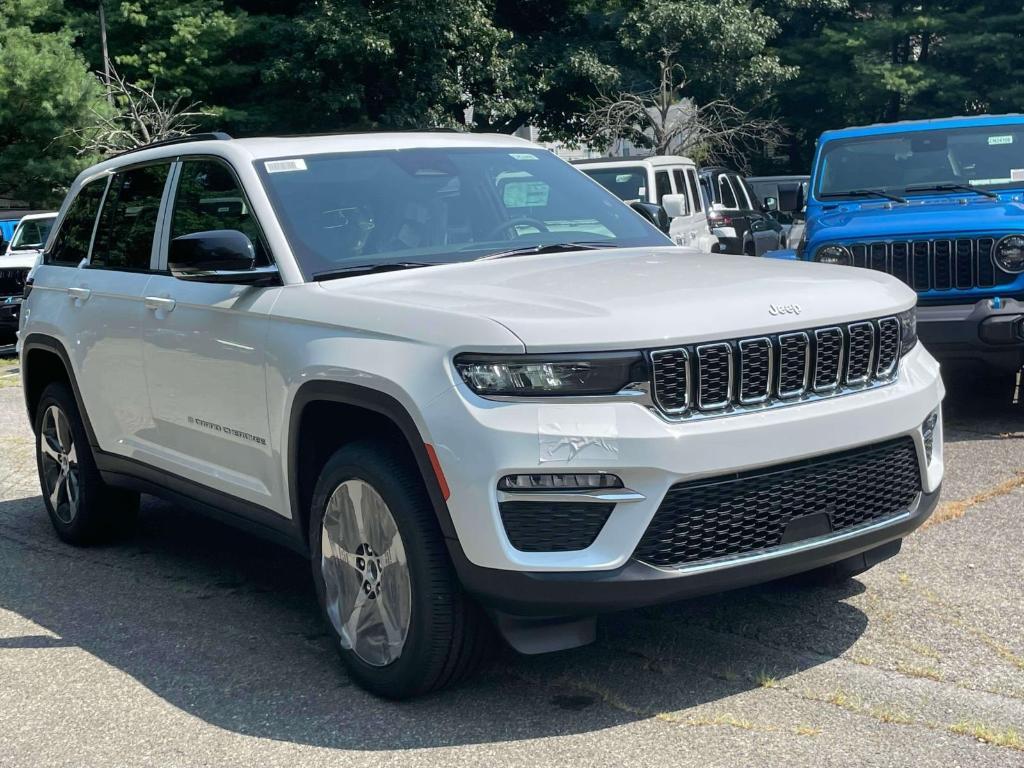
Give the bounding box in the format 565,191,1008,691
67,286,91,303
144,296,176,312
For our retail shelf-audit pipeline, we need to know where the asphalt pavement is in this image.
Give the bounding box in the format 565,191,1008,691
0,363,1022,767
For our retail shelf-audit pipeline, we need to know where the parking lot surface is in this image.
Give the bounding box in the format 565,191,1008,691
0,362,1022,767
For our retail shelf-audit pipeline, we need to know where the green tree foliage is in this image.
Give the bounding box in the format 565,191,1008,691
0,0,108,206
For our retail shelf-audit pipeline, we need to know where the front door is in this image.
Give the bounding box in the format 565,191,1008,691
668,168,703,248
139,157,281,511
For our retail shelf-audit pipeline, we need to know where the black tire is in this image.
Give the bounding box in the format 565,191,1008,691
34,382,139,545
309,439,489,699
744,242,756,257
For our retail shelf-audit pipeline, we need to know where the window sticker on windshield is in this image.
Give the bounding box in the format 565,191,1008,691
988,135,1014,146
509,152,539,161
265,158,307,173
1012,169,1024,181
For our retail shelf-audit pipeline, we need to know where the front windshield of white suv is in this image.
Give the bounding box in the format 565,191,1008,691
817,124,1024,198
256,147,669,278
9,217,55,251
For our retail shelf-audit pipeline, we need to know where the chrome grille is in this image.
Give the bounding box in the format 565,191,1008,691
846,237,1013,291
649,316,900,420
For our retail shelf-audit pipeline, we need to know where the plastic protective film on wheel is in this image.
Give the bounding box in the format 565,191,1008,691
320,480,412,667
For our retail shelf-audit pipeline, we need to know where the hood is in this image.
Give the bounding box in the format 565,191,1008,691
324,247,915,351
0,250,40,270
807,194,1024,243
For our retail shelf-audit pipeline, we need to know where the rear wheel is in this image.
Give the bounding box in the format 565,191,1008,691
310,440,489,698
34,383,139,545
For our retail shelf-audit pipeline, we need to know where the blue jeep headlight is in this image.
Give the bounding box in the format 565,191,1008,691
994,235,1024,273
814,244,852,265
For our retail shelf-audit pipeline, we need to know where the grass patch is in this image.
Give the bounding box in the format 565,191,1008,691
949,721,1024,750
922,473,1024,530
755,671,780,689
896,662,943,682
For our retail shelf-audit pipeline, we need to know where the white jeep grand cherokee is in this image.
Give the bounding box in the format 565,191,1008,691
20,132,944,698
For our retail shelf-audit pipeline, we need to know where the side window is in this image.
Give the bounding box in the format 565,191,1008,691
718,174,738,208
671,169,690,214
735,175,756,209
654,171,673,204
170,158,271,266
47,179,108,266
686,169,703,212
91,164,170,270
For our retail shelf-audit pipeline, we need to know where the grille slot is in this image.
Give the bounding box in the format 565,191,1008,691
876,317,901,377
777,332,809,397
696,344,733,409
632,437,922,569
648,316,900,419
813,327,844,391
846,322,875,384
650,348,689,413
841,237,1017,291
499,501,613,552
738,338,772,404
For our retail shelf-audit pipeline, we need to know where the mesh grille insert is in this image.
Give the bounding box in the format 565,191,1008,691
499,501,613,552
633,437,922,568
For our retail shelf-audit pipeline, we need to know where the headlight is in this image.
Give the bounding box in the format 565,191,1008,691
994,235,1024,273
814,244,852,265
898,307,918,355
455,352,646,396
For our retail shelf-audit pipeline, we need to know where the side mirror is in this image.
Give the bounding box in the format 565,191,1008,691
661,194,687,219
630,201,671,233
169,230,278,285
763,196,778,212
777,183,804,213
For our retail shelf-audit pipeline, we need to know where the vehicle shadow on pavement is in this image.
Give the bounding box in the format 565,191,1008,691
0,492,869,750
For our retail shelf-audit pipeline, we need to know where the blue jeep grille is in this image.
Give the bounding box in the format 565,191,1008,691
849,237,1014,291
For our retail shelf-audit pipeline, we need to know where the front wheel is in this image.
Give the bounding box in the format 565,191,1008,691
310,440,489,698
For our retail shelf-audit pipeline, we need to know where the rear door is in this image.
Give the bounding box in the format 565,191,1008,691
139,156,280,511
736,175,782,255
64,163,170,454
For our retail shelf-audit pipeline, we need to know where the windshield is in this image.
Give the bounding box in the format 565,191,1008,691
816,124,1024,198
256,147,669,278
581,166,648,203
10,217,54,251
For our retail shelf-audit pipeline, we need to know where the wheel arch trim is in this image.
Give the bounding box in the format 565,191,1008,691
286,380,458,545
20,333,99,448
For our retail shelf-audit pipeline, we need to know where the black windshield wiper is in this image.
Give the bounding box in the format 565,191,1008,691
820,188,908,204
313,262,433,281
904,182,999,199
475,242,612,261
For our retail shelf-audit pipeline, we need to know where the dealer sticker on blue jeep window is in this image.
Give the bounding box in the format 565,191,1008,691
987,135,1014,146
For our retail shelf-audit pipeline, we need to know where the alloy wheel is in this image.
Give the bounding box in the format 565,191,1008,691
40,405,80,525
320,479,412,667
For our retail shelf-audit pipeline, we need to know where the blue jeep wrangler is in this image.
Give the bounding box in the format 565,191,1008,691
779,115,1024,374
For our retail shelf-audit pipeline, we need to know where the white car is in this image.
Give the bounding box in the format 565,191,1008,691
20,131,944,699
573,155,719,252
0,212,56,338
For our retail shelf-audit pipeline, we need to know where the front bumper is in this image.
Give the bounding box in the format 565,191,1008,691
918,297,1024,370
450,486,939,616
424,344,945,575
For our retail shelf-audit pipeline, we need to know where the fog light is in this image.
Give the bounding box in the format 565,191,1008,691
498,473,623,492
922,411,939,463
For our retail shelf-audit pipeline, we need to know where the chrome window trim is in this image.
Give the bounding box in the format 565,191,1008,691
812,327,845,393
649,347,690,414
737,337,773,405
696,343,734,410
844,321,876,385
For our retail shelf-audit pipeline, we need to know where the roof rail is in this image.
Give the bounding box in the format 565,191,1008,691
110,132,232,159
